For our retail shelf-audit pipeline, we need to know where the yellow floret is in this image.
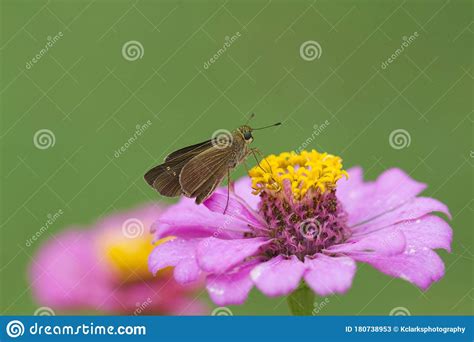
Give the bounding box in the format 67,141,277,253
249,150,348,200
100,234,174,281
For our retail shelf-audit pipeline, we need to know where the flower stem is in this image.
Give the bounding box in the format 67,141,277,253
287,282,315,316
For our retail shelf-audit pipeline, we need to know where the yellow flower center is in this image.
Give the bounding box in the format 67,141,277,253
249,150,348,200
99,232,173,282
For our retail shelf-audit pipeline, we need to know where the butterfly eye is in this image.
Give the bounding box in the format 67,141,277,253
243,131,253,140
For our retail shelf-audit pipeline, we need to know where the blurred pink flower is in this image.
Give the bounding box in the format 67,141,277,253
149,150,453,306
30,204,206,315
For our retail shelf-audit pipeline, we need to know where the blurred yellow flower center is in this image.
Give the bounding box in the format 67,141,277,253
101,233,173,282
249,150,348,200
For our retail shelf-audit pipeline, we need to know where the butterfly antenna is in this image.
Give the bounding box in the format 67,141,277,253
245,113,256,125
252,122,282,131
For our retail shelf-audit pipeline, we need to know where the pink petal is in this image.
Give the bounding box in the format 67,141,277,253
304,254,356,296
102,277,203,314
336,167,367,215
203,189,266,229
358,215,452,252
197,237,269,274
327,228,406,256
206,261,257,305
167,297,209,316
352,197,451,235
250,256,306,297
234,176,260,210
174,257,201,284
148,239,201,284
397,215,452,252
338,168,427,226
152,198,249,240
29,230,110,308
352,248,445,290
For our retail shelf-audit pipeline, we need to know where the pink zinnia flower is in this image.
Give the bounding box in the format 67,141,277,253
149,150,452,310
30,204,206,315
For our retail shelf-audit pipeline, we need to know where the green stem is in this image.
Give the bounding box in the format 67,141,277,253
287,282,315,316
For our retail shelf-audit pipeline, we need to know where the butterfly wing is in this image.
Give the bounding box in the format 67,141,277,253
144,140,213,197
144,164,183,197
179,145,232,204
164,140,212,162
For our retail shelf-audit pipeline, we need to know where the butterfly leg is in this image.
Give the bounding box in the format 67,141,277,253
249,148,279,189
249,148,273,174
223,169,231,215
242,159,251,175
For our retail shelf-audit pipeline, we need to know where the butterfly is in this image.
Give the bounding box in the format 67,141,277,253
144,120,280,211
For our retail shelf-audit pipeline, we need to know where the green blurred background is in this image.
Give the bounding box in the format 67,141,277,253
1,0,472,315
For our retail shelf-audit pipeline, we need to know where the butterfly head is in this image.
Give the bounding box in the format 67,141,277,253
238,125,254,143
